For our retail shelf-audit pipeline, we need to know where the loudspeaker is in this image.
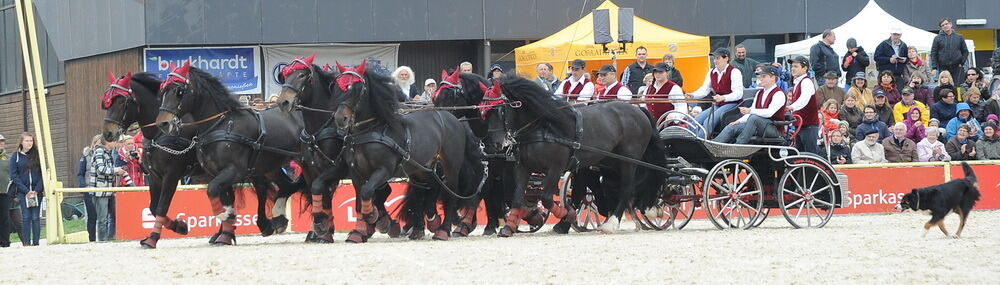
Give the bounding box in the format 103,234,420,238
618,8,634,43
593,9,612,44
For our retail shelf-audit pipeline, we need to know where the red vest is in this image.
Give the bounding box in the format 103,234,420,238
710,65,739,106
790,77,819,126
598,82,625,100
561,77,591,100
646,81,678,120
754,86,786,121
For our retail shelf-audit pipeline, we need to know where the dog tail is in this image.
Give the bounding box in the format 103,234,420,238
961,161,976,184
960,162,982,203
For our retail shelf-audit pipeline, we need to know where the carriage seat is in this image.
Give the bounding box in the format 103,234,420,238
748,120,793,146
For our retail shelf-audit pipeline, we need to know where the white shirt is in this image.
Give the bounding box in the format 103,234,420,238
788,74,816,111
602,81,634,100
555,75,595,101
737,84,786,123
692,65,745,103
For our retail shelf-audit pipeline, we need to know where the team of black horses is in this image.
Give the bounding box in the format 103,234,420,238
100,54,668,248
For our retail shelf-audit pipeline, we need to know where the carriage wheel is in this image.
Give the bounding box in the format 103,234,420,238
777,165,836,228
749,208,771,228
702,160,764,230
558,172,604,232
637,185,696,230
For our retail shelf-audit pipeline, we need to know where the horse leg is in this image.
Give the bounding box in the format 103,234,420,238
207,167,240,246
250,177,275,237
308,169,338,243
601,163,637,234
270,171,305,234
373,184,400,237
139,177,163,249
499,162,530,237
541,167,574,227
481,163,506,236
346,168,392,243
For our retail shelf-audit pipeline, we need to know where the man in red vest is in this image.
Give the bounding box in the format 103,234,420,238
555,59,595,101
595,64,633,101
691,48,745,137
644,62,685,120
713,66,786,144
787,56,821,154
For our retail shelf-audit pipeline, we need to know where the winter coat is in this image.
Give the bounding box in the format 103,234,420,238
874,103,895,126
847,87,875,108
89,146,117,197
930,31,970,69
901,106,927,142
966,99,989,123
852,140,888,164
902,60,932,84
917,138,950,162
945,103,982,141
893,102,929,126
816,85,846,106
839,105,864,131
945,137,977,161
855,118,890,141
731,57,760,88
873,84,902,105
8,151,43,199
821,109,840,132
986,98,1000,120
975,134,1000,160
908,84,934,106
841,47,870,79
818,142,852,164
882,136,918,163
810,41,841,78
874,39,909,76
931,100,957,123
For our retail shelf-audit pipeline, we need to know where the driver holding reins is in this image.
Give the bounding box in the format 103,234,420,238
712,65,787,144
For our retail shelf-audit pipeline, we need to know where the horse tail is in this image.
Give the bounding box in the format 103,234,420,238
632,108,667,211
458,125,487,207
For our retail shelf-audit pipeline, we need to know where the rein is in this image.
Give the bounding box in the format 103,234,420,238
144,110,230,129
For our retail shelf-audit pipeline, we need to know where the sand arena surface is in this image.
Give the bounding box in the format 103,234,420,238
2,210,998,284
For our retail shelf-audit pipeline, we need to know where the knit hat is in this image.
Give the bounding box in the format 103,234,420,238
988,114,999,123
983,121,997,131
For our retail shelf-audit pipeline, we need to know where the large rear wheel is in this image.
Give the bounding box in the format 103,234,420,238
702,160,764,230
777,165,836,228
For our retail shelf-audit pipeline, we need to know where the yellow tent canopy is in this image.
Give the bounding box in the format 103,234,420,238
514,0,710,92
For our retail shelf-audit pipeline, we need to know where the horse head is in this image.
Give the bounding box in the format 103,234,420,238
276,53,316,113
102,71,136,142
155,60,194,135
333,60,368,129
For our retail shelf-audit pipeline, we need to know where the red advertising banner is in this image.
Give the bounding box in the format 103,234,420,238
948,163,1000,210
836,166,946,214
115,187,266,240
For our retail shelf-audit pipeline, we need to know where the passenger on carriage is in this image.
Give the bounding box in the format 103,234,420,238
643,62,685,120
554,59,595,101
595,64,633,101
712,65,786,144
690,48,744,136
786,56,821,154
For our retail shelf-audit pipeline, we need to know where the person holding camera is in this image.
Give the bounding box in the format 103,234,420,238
9,133,43,246
118,135,144,187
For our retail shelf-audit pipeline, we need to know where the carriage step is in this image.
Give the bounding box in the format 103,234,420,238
678,168,709,177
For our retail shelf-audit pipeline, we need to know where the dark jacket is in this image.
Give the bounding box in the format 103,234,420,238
930,31,970,69
668,66,684,88
855,117,890,141
9,151,43,197
818,142,852,164
931,101,957,123
0,150,9,195
945,137,976,161
77,153,88,188
967,99,989,123
909,84,934,106
873,39,909,76
622,61,654,94
875,103,895,126
975,134,1000,160
933,84,957,103
810,41,840,78
841,47,870,79
839,105,864,131
882,136,918,163
731,57,760,87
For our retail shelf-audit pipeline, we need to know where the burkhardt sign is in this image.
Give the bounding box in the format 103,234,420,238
144,46,262,94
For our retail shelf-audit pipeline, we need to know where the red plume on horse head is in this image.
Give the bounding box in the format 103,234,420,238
478,80,503,100
441,67,461,86
281,53,316,78
102,71,134,109
159,60,192,89
334,60,368,91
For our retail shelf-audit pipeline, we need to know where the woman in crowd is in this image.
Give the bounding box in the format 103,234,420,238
839,95,864,133
964,87,988,123
872,70,901,105
8,133,43,246
961,67,989,98
933,70,959,102
917,127,950,162
975,122,1000,160
946,124,977,161
846,72,875,108
902,106,927,142
905,73,934,106
819,129,852,165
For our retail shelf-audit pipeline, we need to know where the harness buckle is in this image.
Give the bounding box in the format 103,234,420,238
510,101,523,108
570,142,581,149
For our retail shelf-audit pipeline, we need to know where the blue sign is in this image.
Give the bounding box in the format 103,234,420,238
144,47,262,94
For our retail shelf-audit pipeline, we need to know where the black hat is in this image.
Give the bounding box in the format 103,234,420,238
846,38,858,49
874,89,886,97
597,64,617,74
863,128,880,136
710,47,730,58
570,59,586,69
490,64,503,72
652,62,670,72
823,71,839,79
756,66,779,76
787,56,810,67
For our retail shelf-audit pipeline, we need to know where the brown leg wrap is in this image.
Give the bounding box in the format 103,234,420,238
433,229,451,241
346,216,372,244
499,208,527,237
426,214,442,232
311,194,325,215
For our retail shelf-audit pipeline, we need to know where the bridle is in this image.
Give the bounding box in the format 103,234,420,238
103,83,139,131
334,72,370,130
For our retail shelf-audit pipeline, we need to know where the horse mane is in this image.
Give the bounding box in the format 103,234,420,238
458,73,490,103
359,71,403,129
131,72,162,95
188,67,243,111
499,75,575,137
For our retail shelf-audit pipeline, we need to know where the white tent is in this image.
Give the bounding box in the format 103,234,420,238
774,0,974,62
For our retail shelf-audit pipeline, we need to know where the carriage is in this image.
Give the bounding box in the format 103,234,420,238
559,110,851,231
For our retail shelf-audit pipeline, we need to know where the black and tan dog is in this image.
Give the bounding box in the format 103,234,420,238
896,162,981,238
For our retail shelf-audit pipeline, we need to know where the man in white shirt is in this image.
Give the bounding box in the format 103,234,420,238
691,48,745,137
555,59,595,101
595,64,632,101
786,56,821,154
713,66,787,144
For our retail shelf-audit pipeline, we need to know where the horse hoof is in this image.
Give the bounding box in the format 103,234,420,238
139,234,159,249
387,221,402,238
211,231,237,246
561,205,577,224
271,215,289,234
258,218,275,237
208,232,221,244
375,215,391,234
313,232,335,244
433,229,451,241
552,222,571,234
171,221,190,235
483,226,497,236
408,229,425,240
452,223,472,237
345,230,368,243
498,226,515,238
304,231,317,242
426,215,443,232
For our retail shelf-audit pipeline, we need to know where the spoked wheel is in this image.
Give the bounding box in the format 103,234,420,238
637,185,696,230
558,172,604,232
702,160,764,230
749,208,771,228
777,165,836,228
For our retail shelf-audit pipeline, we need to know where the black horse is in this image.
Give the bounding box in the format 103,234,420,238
101,71,302,248
154,62,306,245
273,55,400,242
333,61,484,242
485,76,666,236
